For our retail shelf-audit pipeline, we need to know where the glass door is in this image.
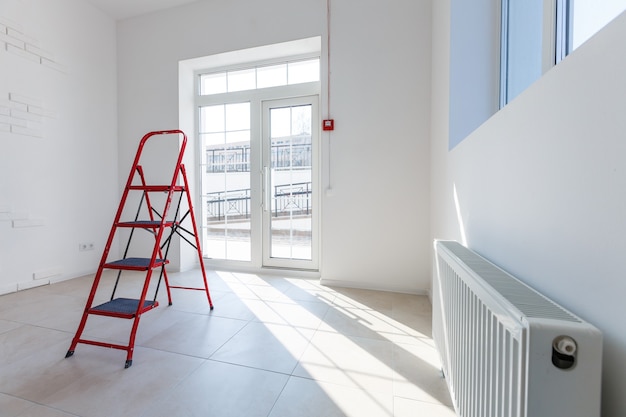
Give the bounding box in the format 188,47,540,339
199,102,252,262
262,96,319,270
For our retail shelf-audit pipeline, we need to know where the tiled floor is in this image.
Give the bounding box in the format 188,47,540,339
0,269,455,417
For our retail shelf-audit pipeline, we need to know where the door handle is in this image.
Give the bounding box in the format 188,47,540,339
263,166,270,212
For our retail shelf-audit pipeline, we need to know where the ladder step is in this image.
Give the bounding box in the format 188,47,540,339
89,297,158,318
128,185,185,192
103,257,168,270
117,220,176,228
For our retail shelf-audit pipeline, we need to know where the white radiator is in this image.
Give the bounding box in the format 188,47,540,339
433,240,602,417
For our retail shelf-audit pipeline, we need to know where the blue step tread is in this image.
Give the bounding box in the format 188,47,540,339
117,221,176,228
90,298,158,318
103,257,167,270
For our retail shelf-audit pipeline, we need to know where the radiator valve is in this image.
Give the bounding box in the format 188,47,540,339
552,335,577,370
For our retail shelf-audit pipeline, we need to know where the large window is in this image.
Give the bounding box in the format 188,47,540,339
196,56,320,270
501,0,626,106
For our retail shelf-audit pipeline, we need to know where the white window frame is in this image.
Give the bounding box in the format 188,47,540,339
500,0,558,107
180,41,321,273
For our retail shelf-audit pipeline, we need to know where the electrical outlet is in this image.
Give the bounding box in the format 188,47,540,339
79,242,94,251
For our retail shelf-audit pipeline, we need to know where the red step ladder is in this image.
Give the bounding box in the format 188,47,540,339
65,130,213,368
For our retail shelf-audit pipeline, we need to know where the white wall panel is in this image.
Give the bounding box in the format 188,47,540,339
0,0,118,292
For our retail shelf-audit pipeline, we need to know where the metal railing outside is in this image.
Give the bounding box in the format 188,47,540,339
205,181,311,221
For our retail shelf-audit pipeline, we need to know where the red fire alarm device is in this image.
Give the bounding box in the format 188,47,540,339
323,119,334,131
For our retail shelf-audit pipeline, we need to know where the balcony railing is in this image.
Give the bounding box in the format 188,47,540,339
273,182,311,217
205,143,311,173
205,189,251,221
206,182,311,221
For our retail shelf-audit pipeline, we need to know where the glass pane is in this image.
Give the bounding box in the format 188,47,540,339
257,64,287,88
291,105,312,136
206,225,226,259
571,0,626,50
503,0,543,103
270,107,291,138
269,105,313,261
200,133,226,167
200,72,227,95
288,59,320,84
226,130,250,145
202,132,225,148
200,105,224,133
225,102,251,132
200,103,251,261
227,68,256,92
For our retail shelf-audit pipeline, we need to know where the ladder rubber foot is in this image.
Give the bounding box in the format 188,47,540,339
168,302,173,306
210,305,214,310
125,360,133,368
65,350,74,358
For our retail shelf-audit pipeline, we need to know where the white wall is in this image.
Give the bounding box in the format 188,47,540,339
0,0,118,294
320,0,432,293
432,2,626,414
117,0,433,294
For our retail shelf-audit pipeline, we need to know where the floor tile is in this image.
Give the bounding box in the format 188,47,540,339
393,396,457,417
392,342,453,407
318,306,401,341
210,321,314,374
0,393,35,417
141,360,289,417
392,293,432,317
331,287,395,313
269,377,394,417
41,274,95,298
42,346,204,417
0,291,81,325
0,319,22,336
0,326,96,403
248,298,330,329
293,330,395,394
138,310,247,358
0,325,69,372
282,282,336,305
14,404,78,417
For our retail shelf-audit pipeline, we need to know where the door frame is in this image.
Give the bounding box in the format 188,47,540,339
261,95,320,271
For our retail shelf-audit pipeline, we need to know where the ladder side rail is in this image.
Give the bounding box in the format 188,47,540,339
180,163,214,308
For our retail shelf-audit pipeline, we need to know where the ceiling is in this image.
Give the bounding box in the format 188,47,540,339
83,0,201,21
